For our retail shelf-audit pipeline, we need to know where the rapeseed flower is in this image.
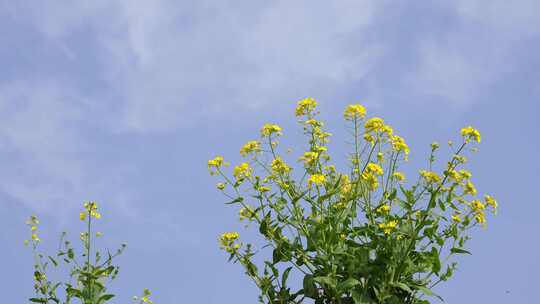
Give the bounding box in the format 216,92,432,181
343,104,366,120
461,126,481,143
295,97,318,116
240,141,261,157
261,124,282,137
308,174,326,187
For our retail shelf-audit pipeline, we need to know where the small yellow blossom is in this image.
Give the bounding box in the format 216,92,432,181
216,182,226,190
308,174,326,187
299,151,318,166
459,169,472,179
452,214,462,223
240,141,261,157
464,181,477,196
392,172,405,182
295,97,318,116
340,175,352,194
219,232,241,253
261,123,282,137
420,170,441,184
391,135,410,158
365,163,384,176
361,172,379,191
208,156,225,168
379,220,399,234
364,133,375,145
474,212,486,224
83,201,101,219
343,104,367,120
31,233,40,242
233,163,252,181
461,126,481,143
376,204,391,214
364,117,385,133
484,195,498,212
271,157,291,175
431,142,440,150
79,212,86,221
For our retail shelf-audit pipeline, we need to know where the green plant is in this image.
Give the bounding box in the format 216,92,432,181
26,202,154,304
210,98,497,304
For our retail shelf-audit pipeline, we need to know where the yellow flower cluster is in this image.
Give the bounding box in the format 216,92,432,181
339,175,352,195
364,117,386,134
343,104,366,120
261,124,282,137
81,201,101,220
378,220,399,234
219,232,241,253
208,156,228,175
419,170,441,184
308,174,326,187
271,157,291,175
464,181,477,196
391,135,410,159
461,126,481,143
392,172,405,182
240,141,261,157
299,151,318,167
295,97,318,117
362,163,383,191
233,163,252,181
376,204,391,214
470,199,486,224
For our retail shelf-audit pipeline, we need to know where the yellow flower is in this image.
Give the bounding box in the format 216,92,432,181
459,169,472,179
474,212,486,224
31,233,40,242
379,220,399,234
391,135,410,158
339,233,347,241
240,141,261,157
233,163,252,181
361,172,379,191
460,126,481,143
339,175,352,194
471,199,486,211
343,104,366,120
365,163,384,176
305,119,323,127
364,133,375,145
484,195,498,212
420,170,441,184
271,157,291,175
451,214,462,223
299,151,318,166
216,182,226,190
376,204,391,214
79,212,86,221
219,232,241,253
308,174,326,187
364,117,385,133
83,201,101,219
392,172,405,182
208,156,225,168
261,123,282,137
295,97,318,116
464,181,477,196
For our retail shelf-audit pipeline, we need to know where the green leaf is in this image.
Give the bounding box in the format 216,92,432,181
281,267,292,287
225,197,244,205
313,276,337,289
29,298,47,303
390,282,412,293
338,278,360,292
98,294,115,303
303,274,317,299
450,247,471,255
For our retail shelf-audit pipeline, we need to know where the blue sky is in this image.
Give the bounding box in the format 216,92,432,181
1,1,539,303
